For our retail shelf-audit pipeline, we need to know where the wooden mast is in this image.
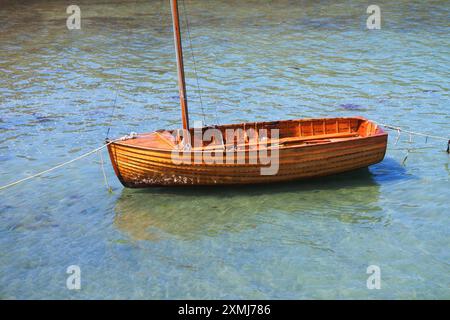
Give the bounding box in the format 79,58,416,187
170,0,190,130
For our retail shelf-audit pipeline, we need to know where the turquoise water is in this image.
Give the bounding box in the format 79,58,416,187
0,0,449,299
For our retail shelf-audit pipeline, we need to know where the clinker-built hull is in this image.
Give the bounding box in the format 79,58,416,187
107,117,387,187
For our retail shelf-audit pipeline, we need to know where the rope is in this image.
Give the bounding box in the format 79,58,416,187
0,142,113,192
375,121,449,142
105,4,134,140
105,58,125,140
98,149,112,193
375,121,450,154
181,0,209,126
0,134,137,192
105,89,120,139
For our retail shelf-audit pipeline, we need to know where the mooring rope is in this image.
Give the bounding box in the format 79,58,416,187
98,148,112,193
375,121,449,142
0,142,112,192
0,134,138,192
374,121,450,154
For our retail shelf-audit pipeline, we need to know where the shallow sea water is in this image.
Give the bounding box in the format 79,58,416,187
0,0,449,299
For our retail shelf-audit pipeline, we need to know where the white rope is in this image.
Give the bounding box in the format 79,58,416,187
98,149,112,193
0,134,137,192
374,121,449,142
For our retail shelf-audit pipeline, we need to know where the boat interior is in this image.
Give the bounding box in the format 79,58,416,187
117,117,384,151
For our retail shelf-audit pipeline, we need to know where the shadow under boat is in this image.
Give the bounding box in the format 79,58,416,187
114,157,409,241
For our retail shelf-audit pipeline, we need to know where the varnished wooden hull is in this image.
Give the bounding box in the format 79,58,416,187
107,117,387,187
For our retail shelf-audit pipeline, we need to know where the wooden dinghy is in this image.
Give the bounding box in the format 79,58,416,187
107,117,387,187
106,0,388,188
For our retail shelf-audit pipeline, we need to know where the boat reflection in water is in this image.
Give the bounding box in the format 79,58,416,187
113,161,409,241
